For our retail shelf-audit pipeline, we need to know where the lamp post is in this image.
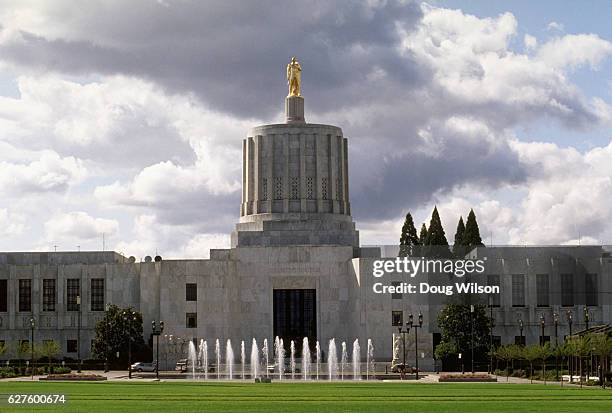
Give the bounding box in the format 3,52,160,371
584,306,590,331
539,314,545,346
408,312,423,380
123,310,136,379
554,313,559,381
104,303,110,372
151,320,164,379
470,305,475,373
566,310,573,383
397,321,410,379
29,317,35,380
76,295,81,373
518,318,524,346
489,298,495,374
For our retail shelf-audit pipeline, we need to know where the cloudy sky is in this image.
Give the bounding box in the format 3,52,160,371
0,0,611,258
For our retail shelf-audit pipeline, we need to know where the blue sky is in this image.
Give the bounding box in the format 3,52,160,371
0,1,611,256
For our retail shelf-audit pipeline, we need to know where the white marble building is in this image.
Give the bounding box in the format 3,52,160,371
1,89,611,371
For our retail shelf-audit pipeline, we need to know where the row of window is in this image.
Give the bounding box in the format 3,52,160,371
8,339,86,354
390,273,598,307
0,279,105,313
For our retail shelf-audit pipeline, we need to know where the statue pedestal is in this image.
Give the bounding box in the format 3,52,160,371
285,96,305,123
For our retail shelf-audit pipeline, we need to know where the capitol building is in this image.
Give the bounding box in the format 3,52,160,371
1,63,610,370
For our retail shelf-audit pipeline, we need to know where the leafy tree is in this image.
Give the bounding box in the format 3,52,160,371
452,216,465,257
591,334,612,387
520,344,541,383
434,340,457,361
91,305,146,365
419,223,428,245
0,341,7,358
399,212,420,256
536,343,552,384
494,345,513,381
37,340,61,372
437,304,492,367
463,209,484,248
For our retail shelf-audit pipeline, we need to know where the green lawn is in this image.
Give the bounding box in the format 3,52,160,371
0,381,611,413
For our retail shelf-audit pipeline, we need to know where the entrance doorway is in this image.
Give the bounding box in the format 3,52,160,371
273,289,316,354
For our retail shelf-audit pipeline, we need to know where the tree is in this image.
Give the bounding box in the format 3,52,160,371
0,341,7,359
536,343,552,384
521,345,541,384
437,304,492,369
424,207,450,257
91,305,146,365
419,223,428,245
452,216,465,257
463,209,484,248
434,340,458,361
37,340,61,372
495,345,513,381
399,212,420,256
590,334,612,388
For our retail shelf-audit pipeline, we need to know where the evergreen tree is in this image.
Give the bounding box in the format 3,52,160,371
92,305,147,367
425,206,449,246
463,209,484,248
399,212,420,256
419,223,428,245
453,216,465,256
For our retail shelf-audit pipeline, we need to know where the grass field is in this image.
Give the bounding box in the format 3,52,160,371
1,381,611,413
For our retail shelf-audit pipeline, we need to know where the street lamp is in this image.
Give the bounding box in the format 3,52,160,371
566,310,573,383
29,317,35,380
518,318,524,346
489,298,495,374
539,314,545,346
397,321,410,379
584,306,590,331
123,310,137,379
408,311,423,380
554,313,559,381
151,320,164,379
470,305,475,373
104,303,111,372
76,295,81,373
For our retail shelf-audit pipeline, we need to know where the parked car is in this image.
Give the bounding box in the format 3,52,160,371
175,359,188,372
131,361,157,372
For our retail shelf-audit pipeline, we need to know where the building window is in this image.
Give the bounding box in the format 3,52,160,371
392,310,403,327
18,279,32,312
66,279,80,311
43,279,56,312
66,339,78,353
511,274,525,307
514,336,526,346
274,177,283,200
306,177,314,199
186,313,197,328
321,178,328,200
536,274,549,307
585,273,598,306
487,274,500,307
0,279,7,312
561,273,574,307
391,281,402,300
492,336,502,348
186,283,197,301
90,279,105,311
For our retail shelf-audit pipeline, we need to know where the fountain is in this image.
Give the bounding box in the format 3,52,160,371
241,340,245,380
341,341,348,380
250,338,259,379
274,337,285,380
315,341,321,380
262,339,269,378
226,339,234,379
328,338,338,380
302,337,310,380
188,340,197,379
366,339,374,380
215,339,221,379
352,339,360,380
202,340,208,380
290,341,296,379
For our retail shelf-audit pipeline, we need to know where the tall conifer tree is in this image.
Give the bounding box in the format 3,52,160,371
453,216,465,256
425,206,449,246
399,212,420,256
419,223,428,245
463,209,484,247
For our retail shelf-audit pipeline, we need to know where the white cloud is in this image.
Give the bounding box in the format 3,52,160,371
44,211,119,241
546,21,564,32
536,34,612,70
0,208,26,236
524,34,537,50
0,151,85,196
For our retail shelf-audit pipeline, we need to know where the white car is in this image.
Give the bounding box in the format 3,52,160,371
131,361,157,372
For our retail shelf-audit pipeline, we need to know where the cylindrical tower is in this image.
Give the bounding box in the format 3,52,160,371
231,69,358,248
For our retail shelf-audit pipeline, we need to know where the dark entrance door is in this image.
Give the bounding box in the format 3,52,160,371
273,289,316,354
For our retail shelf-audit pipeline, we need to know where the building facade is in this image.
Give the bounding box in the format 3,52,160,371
1,82,611,371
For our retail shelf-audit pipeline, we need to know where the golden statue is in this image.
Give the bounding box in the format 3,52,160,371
287,56,302,97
